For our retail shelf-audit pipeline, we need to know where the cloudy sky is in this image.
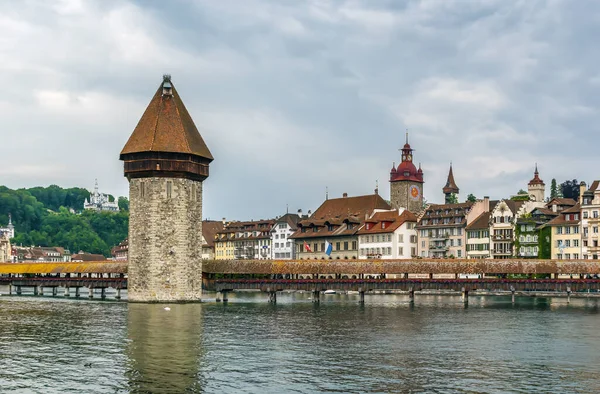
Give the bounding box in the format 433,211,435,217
1,0,599,220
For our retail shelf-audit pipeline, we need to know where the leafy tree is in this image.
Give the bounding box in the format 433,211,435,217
560,179,580,201
447,193,458,204
118,196,129,211
466,194,477,203
517,189,527,195
550,179,558,199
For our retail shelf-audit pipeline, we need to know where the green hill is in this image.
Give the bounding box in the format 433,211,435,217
0,185,128,257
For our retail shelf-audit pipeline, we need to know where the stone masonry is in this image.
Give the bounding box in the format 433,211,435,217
128,177,203,302
391,181,422,214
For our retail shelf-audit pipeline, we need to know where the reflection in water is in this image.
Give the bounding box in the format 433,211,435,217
126,304,204,393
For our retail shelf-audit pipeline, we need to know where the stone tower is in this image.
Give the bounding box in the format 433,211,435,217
527,164,545,202
120,75,213,302
442,163,459,204
389,133,424,214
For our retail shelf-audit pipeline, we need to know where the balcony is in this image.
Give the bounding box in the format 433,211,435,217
431,233,450,241
429,243,449,251
493,249,513,255
492,235,512,241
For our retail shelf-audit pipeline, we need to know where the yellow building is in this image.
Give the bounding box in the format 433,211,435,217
214,231,235,260
543,204,581,259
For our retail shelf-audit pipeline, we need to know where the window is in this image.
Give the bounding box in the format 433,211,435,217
421,240,425,248
376,235,380,242
565,226,571,234
574,253,579,259
336,242,340,251
399,247,404,255
313,243,318,252
398,234,404,243
457,239,462,246
594,211,599,218
275,234,279,239
565,253,571,259
411,247,416,256
574,226,580,234
556,227,563,234
166,181,172,198
352,241,357,250
595,227,599,234
584,211,588,218
574,239,579,247
313,227,318,233
565,240,571,247
140,181,146,198
410,235,417,243
457,250,461,257
344,242,348,250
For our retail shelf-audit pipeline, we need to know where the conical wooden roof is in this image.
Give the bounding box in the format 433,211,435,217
120,77,213,161
443,164,459,194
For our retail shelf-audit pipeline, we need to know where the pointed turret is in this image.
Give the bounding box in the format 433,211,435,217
527,163,545,202
120,74,213,182
443,163,459,203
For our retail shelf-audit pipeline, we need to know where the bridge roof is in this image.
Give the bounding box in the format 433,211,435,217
0,262,127,275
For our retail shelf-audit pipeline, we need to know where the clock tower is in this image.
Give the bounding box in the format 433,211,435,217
389,133,424,214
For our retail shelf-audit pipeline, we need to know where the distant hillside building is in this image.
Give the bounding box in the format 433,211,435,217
111,238,128,261
11,246,71,263
0,214,15,239
84,180,118,212
0,230,11,262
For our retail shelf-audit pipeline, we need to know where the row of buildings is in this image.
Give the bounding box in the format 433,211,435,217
206,137,599,261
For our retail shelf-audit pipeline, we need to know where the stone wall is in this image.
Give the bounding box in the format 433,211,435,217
128,177,203,302
390,181,422,214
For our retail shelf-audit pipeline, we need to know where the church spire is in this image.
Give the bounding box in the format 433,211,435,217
443,162,459,202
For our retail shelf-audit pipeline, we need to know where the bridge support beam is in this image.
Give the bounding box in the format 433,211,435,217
75,287,80,298
34,286,39,296
222,291,229,303
52,287,58,297
88,287,94,298
16,286,21,296
461,288,468,304
8,284,12,295
358,288,365,304
115,288,121,300
100,288,106,299
567,287,571,304
64,287,70,297
312,290,320,303
268,291,277,304
409,288,414,303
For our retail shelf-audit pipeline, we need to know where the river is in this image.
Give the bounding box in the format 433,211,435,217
1,292,599,393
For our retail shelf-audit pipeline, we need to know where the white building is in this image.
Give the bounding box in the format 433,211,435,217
0,214,15,239
84,179,119,212
271,213,301,259
357,208,418,259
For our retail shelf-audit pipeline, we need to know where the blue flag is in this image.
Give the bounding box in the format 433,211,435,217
325,240,333,256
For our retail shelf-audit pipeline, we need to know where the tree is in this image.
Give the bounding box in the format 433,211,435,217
550,179,558,199
447,193,458,204
560,179,580,201
517,189,527,195
466,194,477,203
118,196,129,211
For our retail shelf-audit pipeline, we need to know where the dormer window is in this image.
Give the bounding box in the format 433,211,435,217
347,223,353,230
312,227,318,232
404,171,410,176
381,222,385,229
366,223,371,230
328,225,334,231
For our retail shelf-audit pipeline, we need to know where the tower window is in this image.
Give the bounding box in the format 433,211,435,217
140,182,146,198
166,181,172,198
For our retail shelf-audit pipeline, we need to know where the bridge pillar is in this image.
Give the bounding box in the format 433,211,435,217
461,288,468,303
115,288,121,300
553,273,559,279
358,288,365,304
100,288,106,299
64,287,70,297
567,287,572,304
52,287,58,297
88,287,94,298
404,273,408,279
268,291,277,303
215,292,222,302
34,286,39,296
75,287,80,298
222,291,229,303
409,288,414,303
429,273,433,279
8,284,12,295
312,290,320,303
16,286,22,296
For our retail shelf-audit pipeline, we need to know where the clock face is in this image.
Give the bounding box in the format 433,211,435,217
407,154,412,161
409,185,421,201
402,155,406,161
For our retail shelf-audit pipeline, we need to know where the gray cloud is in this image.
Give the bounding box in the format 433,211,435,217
1,0,598,220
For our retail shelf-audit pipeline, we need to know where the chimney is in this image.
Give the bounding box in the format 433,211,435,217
343,193,348,198
298,209,303,216
222,217,226,225
580,181,586,205
483,196,490,212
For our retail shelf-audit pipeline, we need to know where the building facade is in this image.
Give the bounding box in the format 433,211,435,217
357,209,418,259
417,202,473,258
214,220,275,260
389,134,424,214
466,212,491,259
120,75,213,302
0,230,11,262
84,180,119,212
271,214,301,259
581,181,600,260
489,200,525,259
201,220,224,260
111,238,128,261
543,204,581,260
291,192,390,260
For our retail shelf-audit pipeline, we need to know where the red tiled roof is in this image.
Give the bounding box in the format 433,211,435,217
442,164,459,194
120,76,213,160
357,210,417,235
546,198,577,207
528,164,545,186
202,221,224,247
542,203,581,227
466,212,491,230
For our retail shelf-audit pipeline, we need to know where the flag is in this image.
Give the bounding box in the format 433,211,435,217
304,241,312,252
325,240,333,256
